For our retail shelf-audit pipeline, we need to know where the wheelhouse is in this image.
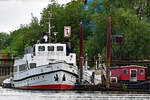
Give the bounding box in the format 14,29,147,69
35,43,66,56
14,43,77,73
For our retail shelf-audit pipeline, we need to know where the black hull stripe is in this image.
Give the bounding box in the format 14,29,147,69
13,70,78,82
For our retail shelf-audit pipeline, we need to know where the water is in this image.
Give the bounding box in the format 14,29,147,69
0,87,150,100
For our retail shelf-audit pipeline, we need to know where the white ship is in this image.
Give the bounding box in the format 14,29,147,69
12,6,78,90
12,43,78,90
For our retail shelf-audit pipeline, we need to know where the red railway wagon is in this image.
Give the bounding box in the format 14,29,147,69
110,65,146,83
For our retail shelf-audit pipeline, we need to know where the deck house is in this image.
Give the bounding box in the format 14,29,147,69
110,65,146,83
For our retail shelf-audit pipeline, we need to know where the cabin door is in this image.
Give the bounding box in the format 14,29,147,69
130,69,137,82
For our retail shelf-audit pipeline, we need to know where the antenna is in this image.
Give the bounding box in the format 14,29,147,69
48,11,52,43
40,11,53,43
40,0,58,43
46,0,57,43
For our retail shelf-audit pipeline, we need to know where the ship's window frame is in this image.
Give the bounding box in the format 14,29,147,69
14,66,18,72
123,69,127,75
57,46,63,51
30,63,36,69
19,64,26,71
110,77,118,83
38,46,45,51
140,69,144,75
48,46,54,51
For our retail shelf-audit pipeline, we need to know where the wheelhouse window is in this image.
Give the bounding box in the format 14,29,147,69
19,64,26,71
57,46,63,51
140,69,144,75
14,66,18,72
48,46,54,51
38,46,45,51
123,69,127,75
30,63,36,69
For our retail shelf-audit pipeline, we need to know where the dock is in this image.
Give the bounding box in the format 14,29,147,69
74,81,150,92
0,58,14,85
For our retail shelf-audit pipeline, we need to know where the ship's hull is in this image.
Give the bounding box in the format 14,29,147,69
13,63,78,90
18,84,74,90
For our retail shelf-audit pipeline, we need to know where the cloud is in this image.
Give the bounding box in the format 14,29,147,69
0,0,71,33
0,0,70,4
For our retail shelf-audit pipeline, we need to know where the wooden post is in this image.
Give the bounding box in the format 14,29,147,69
85,53,88,70
2,67,3,76
4,67,6,76
7,67,9,75
1,67,3,76
95,60,98,70
0,67,3,76
79,22,84,84
9,67,11,75
5,67,7,75
106,16,112,89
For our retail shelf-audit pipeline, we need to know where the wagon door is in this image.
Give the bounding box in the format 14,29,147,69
130,69,137,82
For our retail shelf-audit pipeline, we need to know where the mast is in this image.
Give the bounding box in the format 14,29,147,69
48,11,52,43
47,0,57,43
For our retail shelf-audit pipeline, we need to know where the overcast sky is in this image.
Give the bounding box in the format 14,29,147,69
0,0,71,33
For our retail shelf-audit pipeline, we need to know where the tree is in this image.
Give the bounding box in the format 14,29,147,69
40,0,84,57
0,32,9,49
86,0,150,60
0,0,84,57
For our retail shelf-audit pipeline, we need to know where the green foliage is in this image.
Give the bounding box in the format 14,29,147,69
0,0,84,57
86,0,150,60
0,32,9,49
40,0,84,57
122,83,127,90
0,0,150,62
0,16,41,56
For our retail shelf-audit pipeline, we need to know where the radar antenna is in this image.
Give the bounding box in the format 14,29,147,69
44,0,58,43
